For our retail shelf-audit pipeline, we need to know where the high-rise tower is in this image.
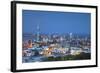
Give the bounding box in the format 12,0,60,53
36,24,40,42
70,33,72,39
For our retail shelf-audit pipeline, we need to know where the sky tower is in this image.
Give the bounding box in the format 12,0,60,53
36,24,40,42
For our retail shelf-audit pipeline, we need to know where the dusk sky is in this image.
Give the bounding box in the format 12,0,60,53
22,10,91,35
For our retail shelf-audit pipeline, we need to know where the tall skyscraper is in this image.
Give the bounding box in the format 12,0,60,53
70,33,72,39
68,33,73,54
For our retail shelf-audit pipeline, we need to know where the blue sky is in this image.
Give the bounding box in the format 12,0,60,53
22,10,91,35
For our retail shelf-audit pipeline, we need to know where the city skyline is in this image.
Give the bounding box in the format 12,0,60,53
22,10,91,63
22,10,91,35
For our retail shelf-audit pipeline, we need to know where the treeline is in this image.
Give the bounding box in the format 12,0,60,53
44,52,91,61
